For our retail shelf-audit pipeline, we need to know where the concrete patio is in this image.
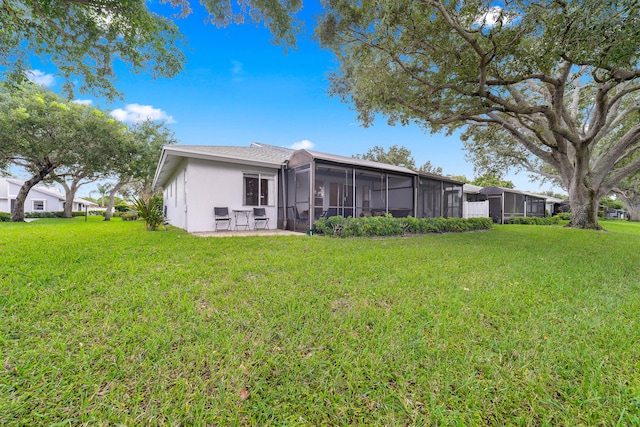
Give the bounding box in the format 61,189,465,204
191,229,305,237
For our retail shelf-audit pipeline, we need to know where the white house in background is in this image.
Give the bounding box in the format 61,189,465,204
0,177,98,214
72,198,99,212
0,177,65,213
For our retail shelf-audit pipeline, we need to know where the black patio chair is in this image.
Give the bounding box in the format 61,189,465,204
214,207,231,231
253,207,269,230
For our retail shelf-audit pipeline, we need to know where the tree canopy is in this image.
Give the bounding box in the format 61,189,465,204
354,145,416,169
0,83,132,221
0,0,186,99
315,0,640,229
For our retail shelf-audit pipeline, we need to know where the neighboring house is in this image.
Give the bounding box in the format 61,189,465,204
72,198,99,212
544,196,565,217
0,177,96,214
462,183,489,219
152,143,465,233
480,186,547,224
602,207,628,219
0,177,65,214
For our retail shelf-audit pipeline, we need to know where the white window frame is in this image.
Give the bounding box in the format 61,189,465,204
243,173,275,207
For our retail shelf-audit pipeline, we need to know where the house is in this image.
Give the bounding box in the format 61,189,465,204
0,177,97,214
152,143,465,233
0,177,65,214
72,198,99,212
480,186,547,223
544,196,565,217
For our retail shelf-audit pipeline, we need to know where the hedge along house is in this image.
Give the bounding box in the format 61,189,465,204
480,186,547,224
153,143,464,233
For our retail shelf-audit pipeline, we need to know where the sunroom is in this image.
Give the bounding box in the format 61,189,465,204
480,186,547,224
283,150,464,232
284,150,417,232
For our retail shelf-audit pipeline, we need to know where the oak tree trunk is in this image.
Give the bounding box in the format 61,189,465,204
12,160,56,222
567,181,602,230
104,181,126,221
62,181,80,218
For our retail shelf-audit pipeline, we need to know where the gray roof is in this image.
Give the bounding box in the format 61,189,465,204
302,149,417,175
463,183,484,193
167,144,294,165
4,177,65,200
153,143,296,189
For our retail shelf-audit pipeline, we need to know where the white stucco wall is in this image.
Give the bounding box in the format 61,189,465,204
163,160,188,231
178,158,280,233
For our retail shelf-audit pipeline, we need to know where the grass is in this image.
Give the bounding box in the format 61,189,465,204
1,217,639,426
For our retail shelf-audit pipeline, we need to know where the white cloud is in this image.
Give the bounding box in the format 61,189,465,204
475,6,510,27
231,60,246,82
26,69,55,87
290,139,314,150
72,99,93,105
110,103,175,124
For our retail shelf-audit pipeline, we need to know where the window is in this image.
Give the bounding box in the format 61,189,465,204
244,174,274,206
33,200,45,211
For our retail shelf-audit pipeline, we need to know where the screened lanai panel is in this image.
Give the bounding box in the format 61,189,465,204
526,197,546,217
418,178,442,218
286,165,311,231
387,174,414,217
314,164,353,219
504,192,525,217
443,183,463,218
355,170,386,217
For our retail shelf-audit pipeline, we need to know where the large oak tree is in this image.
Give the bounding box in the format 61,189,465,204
0,83,131,221
314,0,640,229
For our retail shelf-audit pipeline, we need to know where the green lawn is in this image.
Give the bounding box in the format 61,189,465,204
1,218,639,426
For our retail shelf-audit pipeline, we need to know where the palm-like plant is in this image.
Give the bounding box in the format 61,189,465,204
132,194,164,231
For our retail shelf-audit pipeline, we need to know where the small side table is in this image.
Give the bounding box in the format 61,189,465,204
232,209,251,231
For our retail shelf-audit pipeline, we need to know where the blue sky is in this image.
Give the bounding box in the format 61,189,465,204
23,1,556,197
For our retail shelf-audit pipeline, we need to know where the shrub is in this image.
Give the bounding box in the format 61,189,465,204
0,212,11,222
114,203,131,212
506,216,560,225
313,215,492,238
120,212,139,221
132,194,165,231
25,211,64,218
554,212,571,221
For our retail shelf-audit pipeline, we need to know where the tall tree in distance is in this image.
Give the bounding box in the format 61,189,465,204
0,0,186,99
354,145,416,169
471,174,515,189
611,172,640,221
418,160,443,175
103,120,177,221
317,0,640,229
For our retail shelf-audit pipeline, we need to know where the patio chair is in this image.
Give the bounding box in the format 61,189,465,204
214,207,231,231
253,207,269,230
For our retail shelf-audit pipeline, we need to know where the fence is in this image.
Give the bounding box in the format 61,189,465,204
463,201,489,218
